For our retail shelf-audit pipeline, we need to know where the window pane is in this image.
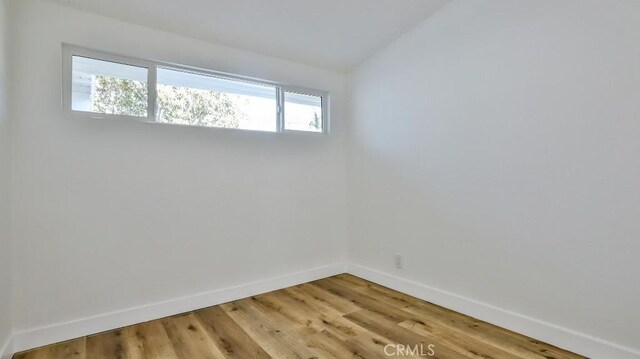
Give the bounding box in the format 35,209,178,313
156,68,278,132
71,56,148,117
284,92,323,132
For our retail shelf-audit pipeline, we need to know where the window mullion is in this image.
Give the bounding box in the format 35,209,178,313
276,86,285,133
148,64,158,122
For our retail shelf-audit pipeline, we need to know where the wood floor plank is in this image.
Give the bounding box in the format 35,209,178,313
265,289,377,345
220,300,318,359
251,292,323,334
120,321,179,359
312,277,416,323
282,286,347,319
195,306,271,359
14,338,86,359
314,314,369,342
86,329,128,359
293,283,361,315
16,274,585,359
84,322,177,359
306,330,364,359
263,290,342,330
161,313,227,359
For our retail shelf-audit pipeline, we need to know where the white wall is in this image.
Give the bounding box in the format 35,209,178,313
348,0,640,357
0,0,12,353
11,0,347,337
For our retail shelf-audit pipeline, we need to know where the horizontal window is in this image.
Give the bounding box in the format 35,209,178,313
63,45,328,134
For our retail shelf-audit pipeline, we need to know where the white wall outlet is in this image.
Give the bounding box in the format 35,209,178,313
395,254,403,269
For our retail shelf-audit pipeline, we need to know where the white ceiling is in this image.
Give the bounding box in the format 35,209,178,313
47,0,451,71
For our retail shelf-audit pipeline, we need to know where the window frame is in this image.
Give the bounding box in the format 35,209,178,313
62,44,329,134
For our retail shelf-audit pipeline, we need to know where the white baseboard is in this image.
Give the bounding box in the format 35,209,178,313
347,263,640,359
0,335,13,359
12,262,347,353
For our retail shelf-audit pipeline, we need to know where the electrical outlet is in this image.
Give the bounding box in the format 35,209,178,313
395,254,403,269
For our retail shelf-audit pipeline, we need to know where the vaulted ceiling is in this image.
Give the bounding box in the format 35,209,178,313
47,0,451,71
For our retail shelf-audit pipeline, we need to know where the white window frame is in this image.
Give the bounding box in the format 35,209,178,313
62,44,329,134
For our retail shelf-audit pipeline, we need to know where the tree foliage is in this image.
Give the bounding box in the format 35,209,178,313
92,76,245,128
310,111,321,131
156,85,244,128
93,77,148,117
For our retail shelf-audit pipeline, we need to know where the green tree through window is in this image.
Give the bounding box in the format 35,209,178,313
91,76,246,128
92,77,147,117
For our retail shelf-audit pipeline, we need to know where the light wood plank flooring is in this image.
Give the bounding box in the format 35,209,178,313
14,274,585,359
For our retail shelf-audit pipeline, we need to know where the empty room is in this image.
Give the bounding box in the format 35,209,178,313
0,0,639,358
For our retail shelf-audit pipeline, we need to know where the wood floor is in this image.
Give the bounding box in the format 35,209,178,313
14,274,584,359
